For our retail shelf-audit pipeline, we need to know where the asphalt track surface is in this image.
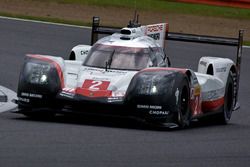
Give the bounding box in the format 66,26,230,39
0,17,250,167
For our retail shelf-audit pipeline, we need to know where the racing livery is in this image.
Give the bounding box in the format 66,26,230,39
16,16,243,128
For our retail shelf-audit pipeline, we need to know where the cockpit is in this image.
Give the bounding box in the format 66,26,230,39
83,44,167,71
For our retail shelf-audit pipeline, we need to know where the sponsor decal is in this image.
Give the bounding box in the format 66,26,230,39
137,105,169,115
147,24,163,32
21,92,42,99
144,23,167,47
18,97,30,103
137,104,162,110
107,97,123,103
194,86,201,96
80,50,88,55
190,86,202,116
84,67,128,74
149,110,170,115
147,33,160,40
200,61,207,67
175,88,179,105
216,67,227,73
91,77,111,81
60,92,74,98
202,88,224,101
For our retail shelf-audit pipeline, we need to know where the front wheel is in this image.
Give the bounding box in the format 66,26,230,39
175,78,191,128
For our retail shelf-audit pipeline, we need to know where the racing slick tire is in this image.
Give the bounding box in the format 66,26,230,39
216,71,234,124
174,78,191,128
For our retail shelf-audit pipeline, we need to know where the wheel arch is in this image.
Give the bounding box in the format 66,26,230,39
69,51,76,60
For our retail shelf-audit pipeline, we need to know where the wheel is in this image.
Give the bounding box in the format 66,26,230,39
69,51,76,60
175,78,191,128
216,71,234,124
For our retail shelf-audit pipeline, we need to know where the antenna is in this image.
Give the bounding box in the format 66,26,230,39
127,10,141,28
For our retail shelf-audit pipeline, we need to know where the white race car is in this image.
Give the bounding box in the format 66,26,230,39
16,16,243,128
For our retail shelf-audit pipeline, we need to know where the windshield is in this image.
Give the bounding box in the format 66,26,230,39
83,44,150,70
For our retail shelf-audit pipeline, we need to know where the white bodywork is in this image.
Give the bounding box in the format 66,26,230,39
71,23,168,62
71,45,91,62
64,62,137,97
198,57,234,85
196,57,235,101
34,23,235,112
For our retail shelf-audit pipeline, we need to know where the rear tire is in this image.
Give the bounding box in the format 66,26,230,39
216,71,234,124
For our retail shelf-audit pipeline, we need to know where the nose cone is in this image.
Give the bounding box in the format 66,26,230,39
78,67,138,97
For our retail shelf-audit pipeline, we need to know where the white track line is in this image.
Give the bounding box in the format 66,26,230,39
243,46,250,49
0,16,91,29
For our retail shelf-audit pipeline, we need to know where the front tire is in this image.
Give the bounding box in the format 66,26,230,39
175,78,191,128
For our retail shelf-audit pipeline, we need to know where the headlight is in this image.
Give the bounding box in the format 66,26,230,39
25,62,51,84
138,75,160,95
136,73,175,95
151,85,158,94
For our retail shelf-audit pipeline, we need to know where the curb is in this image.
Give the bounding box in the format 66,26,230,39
0,86,17,113
177,0,250,9
0,89,8,102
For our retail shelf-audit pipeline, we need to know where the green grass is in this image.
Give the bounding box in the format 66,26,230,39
0,12,90,26
243,41,250,46
33,0,250,19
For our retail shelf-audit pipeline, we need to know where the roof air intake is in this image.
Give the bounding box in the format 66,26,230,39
120,29,131,35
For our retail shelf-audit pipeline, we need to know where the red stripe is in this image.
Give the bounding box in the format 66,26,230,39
176,0,250,9
202,97,224,111
75,88,112,98
27,54,65,88
141,67,187,73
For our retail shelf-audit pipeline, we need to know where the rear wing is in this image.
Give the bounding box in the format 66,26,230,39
91,17,243,60
91,16,244,109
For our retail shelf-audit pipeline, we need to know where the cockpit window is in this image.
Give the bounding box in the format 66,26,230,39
83,44,153,70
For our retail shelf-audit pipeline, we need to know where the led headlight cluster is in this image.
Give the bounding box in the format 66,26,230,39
138,75,161,95
137,73,175,95
26,62,51,84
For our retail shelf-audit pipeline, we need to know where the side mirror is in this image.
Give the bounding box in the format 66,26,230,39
163,49,171,67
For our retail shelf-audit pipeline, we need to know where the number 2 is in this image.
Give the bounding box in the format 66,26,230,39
89,81,102,90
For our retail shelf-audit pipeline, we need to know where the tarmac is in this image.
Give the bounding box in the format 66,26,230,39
0,85,17,113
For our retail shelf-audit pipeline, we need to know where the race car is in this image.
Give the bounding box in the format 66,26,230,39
16,16,243,128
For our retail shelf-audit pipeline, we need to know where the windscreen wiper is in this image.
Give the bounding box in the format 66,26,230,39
105,50,115,71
